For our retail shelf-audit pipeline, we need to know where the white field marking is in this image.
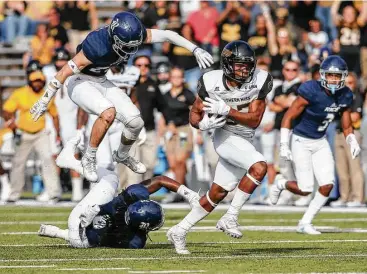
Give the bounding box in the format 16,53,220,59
1,202,367,213
2,254,367,263
3,225,367,236
0,265,55,269
0,221,66,225
57,267,130,271
128,271,206,274
2,239,367,248
0,212,69,217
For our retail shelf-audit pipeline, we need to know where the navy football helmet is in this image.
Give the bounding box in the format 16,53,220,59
109,12,146,58
125,200,164,232
320,55,348,94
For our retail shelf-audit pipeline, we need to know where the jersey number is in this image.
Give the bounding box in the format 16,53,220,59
227,104,248,125
317,114,335,132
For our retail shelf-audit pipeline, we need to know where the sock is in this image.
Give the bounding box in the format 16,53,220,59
85,146,97,159
226,188,251,217
177,185,197,202
71,177,83,200
0,174,10,201
56,228,69,241
300,191,328,224
117,143,132,158
177,204,209,231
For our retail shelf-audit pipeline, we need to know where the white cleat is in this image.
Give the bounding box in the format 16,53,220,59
216,215,242,239
166,225,190,255
296,223,321,235
113,151,146,174
56,136,84,175
81,155,98,183
269,175,286,205
38,224,60,238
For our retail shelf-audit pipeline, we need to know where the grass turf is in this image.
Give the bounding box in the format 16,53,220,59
0,206,367,273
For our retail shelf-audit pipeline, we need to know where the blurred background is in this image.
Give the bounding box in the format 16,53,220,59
0,0,366,208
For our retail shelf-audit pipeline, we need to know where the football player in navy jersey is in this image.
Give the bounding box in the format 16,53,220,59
269,55,361,234
39,136,199,248
30,11,213,183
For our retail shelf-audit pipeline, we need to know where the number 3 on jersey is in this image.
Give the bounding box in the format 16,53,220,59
318,113,335,132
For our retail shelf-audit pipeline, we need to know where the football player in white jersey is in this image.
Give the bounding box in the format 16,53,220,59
43,48,85,202
167,41,273,254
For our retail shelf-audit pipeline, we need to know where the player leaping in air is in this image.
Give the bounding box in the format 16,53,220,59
30,11,213,183
39,136,200,248
270,55,361,234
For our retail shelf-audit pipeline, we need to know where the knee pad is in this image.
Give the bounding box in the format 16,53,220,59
116,114,144,140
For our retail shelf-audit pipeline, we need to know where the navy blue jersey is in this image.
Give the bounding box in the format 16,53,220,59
85,184,150,248
293,80,353,139
76,26,146,77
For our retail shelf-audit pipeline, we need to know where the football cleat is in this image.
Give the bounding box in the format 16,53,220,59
113,151,146,174
81,155,98,183
166,225,190,255
38,224,60,238
296,223,321,235
216,215,242,239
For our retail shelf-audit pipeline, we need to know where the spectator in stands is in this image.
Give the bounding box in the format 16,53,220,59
154,1,168,30
162,26,200,93
331,72,365,208
269,60,302,144
179,0,200,23
126,55,166,186
48,7,70,50
162,67,195,203
315,1,337,41
290,1,317,33
2,70,61,203
165,2,182,33
156,61,172,95
185,0,219,54
56,1,98,52
29,23,55,65
268,27,300,79
306,18,329,66
248,4,276,62
273,7,298,44
216,1,250,53
331,0,367,75
1,1,30,47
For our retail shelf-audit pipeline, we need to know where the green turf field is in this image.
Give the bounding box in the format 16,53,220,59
1,206,367,274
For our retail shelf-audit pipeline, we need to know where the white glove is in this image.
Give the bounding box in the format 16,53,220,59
198,113,227,131
76,127,86,152
203,96,231,116
136,126,147,146
29,98,48,121
279,143,292,161
80,204,100,228
346,134,361,159
193,47,214,69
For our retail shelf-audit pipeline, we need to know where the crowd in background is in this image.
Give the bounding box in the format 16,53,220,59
0,0,367,207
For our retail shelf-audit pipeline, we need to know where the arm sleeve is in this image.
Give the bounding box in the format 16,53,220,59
257,73,273,100
197,76,209,100
351,92,363,113
149,29,197,52
3,92,18,113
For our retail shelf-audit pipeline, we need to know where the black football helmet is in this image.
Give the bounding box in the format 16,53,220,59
26,60,43,75
53,47,71,62
221,40,256,83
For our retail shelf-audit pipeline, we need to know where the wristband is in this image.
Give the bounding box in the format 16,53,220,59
68,60,80,74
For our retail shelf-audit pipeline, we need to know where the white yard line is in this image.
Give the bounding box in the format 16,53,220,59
57,267,130,271
2,239,367,248
128,271,206,274
2,225,367,235
2,254,367,263
1,202,367,213
0,265,55,269
0,221,66,225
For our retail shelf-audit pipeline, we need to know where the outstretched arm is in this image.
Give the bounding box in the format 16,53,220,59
141,175,182,194
145,29,213,69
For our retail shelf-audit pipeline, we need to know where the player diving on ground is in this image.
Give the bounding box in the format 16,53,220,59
38,136,199,248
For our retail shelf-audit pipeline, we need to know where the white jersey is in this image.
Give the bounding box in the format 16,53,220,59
198,69,273,139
